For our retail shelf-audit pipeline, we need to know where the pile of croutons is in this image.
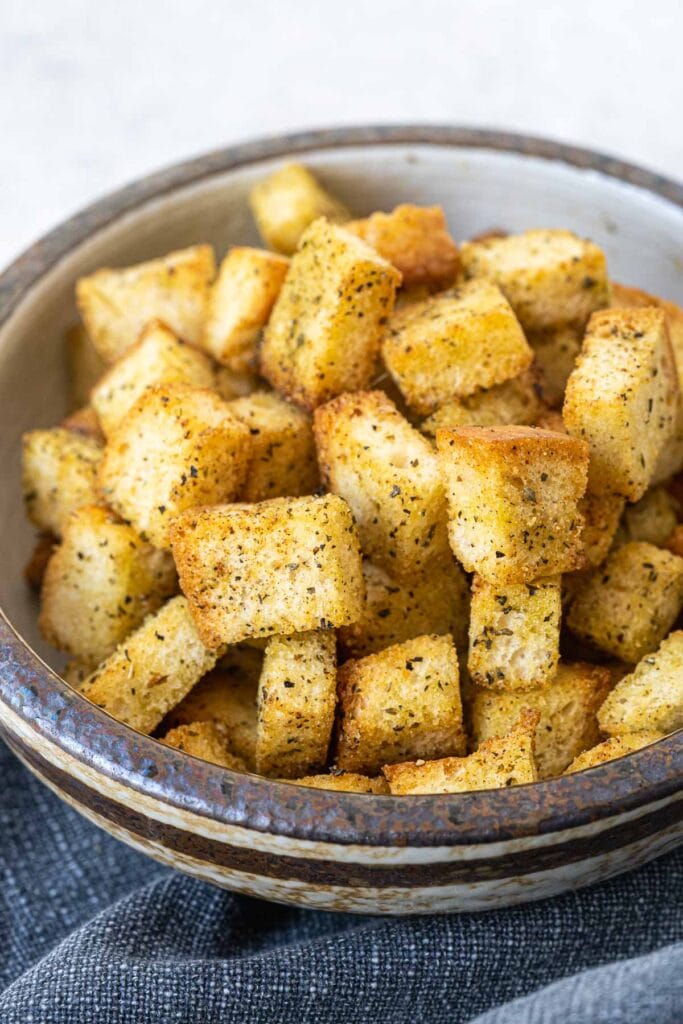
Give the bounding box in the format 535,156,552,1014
22,161,683,796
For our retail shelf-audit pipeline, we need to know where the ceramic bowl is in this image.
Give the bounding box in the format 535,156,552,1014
0,126,681,915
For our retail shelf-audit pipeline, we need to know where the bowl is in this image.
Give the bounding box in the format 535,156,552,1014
0,126,681,915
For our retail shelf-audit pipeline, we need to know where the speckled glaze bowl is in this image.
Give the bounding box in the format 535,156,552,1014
0,126,682,914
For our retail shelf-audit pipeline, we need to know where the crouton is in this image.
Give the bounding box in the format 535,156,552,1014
314,391,450,579
420,367,544,436
249,163,350,255
563,308,678,500
202,247,289,370
65,323,106,410
598,631,683,735
61,406,105,443
162,720,246,770
22,427,103,538
76,245,215,363
287,773,388,793
436,425,589,583
99,384,251,549
214,364,263,401
565,731,664,773
460,229,609,332
382,280,533,415
260,218,400,409
39,505,176,664
567,542,683,663
81,596,221,733
255,630,336,778
91,320,215,436
24,534,57,591
527,326,583,409
345,204,460,292
383,710,539,794
334,634,465,775
228,391,319,501
580,491,626,567
615,486,679,548
169,494,364,648
468,574,561,691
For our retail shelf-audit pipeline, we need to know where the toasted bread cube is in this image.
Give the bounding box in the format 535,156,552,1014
61,406,105,443
565,731,664,773
260,218,400,409
39,505,176,664
598,631,683,735
580,491,626,567
227,391,319,501
527,326,583,409
76,245,215,364
460,229,609,332
99,384,251,549
421,367,543,436
91,321,215,436
346,204,460,292
382,280,532,415
335,634,465,775
468,662,612,778
314,391,450,579
65,323,106,410
24,534,57,591
384,710,539,794
214,364,263,400
170,494,364,648
564,309,678,500
162,720,246,770
249,163,350,255
255,630,336,778
616,486,679,548
567,542,683,663
81,596,220,733
202,247,289,370
468,575,560,691
22,427,103,538
287,773,388,793
436,425,589,583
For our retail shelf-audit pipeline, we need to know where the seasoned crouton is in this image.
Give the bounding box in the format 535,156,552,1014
615,486,679,548
420,367,544,436
22,427,103,538
81,596,221,733
249,163,350,255
261,219,400,409
580,491,626,567
598,631,683,735
287,773,389,793
162,720,246,770
255,630,336,778
567,542,683,663
61,406,105,443
65,323,106,411
315,391,449,579
335,634,465,775
565,731,664,773
24,534,57,591
563,308,678,500
99,384,251,549
169,494,364,648
214,364,263,401
436,425,589,583
382,280,533,415
527,326,583,409
76,245,215,363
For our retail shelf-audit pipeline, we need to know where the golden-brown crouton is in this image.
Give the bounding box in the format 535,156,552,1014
460,229,609,332
615,486,679,548
468,575,561,691
580,491,626,568
76,245,215,363
81,596,221,733
39,506,176,664
335,634,465,775
563,308,678,500
527,326,583,409
382,280,533,415
169,494,364,648
91,320,215,436
567,542,683,663
22,427,103,538
565,731,664,773
65,323,106,410
260,218,400,409
99,384,251,549
436,425,589,583
213,364,263,401
598,631,683,735
314,391,450,579
249,163,350,255
61,406,105,443
161,720,246,770
383,710,539,794
228,391,319,502
287,773,389,793
420,368,544,436
255,630,336,778
24,534,57,591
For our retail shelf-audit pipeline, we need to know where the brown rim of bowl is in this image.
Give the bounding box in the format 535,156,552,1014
0,125,681,850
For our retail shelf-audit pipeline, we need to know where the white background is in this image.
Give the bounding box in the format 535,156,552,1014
1,0,681,267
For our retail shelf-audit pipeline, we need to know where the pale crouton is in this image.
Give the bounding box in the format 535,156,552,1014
565,731,664,773
255,630,336,778
249,163,350,255
214,364,263,400
436,425,589,583
580,491,626,567
61,406,105,443
420,367,544,436
169,494,364,648
65,323,106,410
76,245,215,363
260,218,400,409
615,486,679,547
598,631,683,735
99,384,251,549
527,326,583,409
162,720,246,770
563,308,678,500
335,634,465,775
314,391,450,579
24,534,57,591
567,542,683,663
22,427,103,538
287,773,389,794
